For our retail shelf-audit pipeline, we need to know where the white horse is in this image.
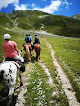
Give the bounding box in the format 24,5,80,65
0,50,23,105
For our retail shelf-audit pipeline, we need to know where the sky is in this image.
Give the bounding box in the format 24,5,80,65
0,0,80,17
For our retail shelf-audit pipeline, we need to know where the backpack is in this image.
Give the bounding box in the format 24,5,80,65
25,36,31,43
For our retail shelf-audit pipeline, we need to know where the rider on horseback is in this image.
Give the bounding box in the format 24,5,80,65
3,34,25,72
33,34,40,44
33,34,41,50
25,34,31,43
23,34,33,50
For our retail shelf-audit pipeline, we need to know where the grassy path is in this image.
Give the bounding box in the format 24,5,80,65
46,42,80,106
15,63,35,106
15,57,69,105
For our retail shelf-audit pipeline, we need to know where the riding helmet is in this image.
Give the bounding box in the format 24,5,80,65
4,34,11,40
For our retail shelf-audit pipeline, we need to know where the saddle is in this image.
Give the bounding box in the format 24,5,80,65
24,43,32,51
5,57,25,72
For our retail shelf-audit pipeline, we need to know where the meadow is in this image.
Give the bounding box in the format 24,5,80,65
0,29,80,105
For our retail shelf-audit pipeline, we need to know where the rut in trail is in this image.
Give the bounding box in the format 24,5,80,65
46,42,80,106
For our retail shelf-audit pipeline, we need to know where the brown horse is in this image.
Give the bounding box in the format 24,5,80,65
24,43,32,61
34,43,40,61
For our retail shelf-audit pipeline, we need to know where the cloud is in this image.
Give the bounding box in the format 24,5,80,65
62,0,72,9
0,0,19,10
32,3,35,8
33,0,61,14
14,4,27,10
0,0,72,14
0,0,27,11
32,0,72,14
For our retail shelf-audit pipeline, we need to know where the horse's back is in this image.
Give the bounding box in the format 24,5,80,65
34,44,40,52
24,43,32,51
0,62,18,86
0,62,17,72
34,43,40,49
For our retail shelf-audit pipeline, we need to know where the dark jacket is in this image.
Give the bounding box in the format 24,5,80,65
33,37,40,44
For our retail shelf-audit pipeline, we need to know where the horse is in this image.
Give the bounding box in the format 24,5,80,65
34,43,41,61
0,50,23,105
24,43,32,61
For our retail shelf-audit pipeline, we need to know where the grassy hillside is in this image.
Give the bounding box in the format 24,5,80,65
0,12,14,28
43,15,80,37
0,10,80,37
12,10,80,38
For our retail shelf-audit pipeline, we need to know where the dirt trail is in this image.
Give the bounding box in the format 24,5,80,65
46,42,80,106
15,63,34,106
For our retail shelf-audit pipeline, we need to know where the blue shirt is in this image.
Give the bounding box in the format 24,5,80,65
25,36,31,43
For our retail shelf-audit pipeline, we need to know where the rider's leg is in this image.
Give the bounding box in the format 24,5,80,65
14,55,24,63
15,56,25,72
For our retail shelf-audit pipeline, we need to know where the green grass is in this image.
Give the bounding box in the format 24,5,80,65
24,63,53,106
47,37,80,102
24,63,69,106
0,13,14,28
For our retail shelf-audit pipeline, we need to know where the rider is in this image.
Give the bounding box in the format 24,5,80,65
25,34,31,43
23,34,34,50
3,34,24,63
33,34,41,50
3,34,25,72
33,34,40,44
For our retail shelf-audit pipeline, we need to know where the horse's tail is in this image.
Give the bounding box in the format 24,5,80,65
34,44,40,60
34,44,40,54
25,45,31,61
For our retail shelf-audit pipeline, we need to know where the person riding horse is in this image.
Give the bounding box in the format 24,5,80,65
33,34,40,44
33,34,41,49
3,34,25,72
23,34,33,61
25,34,31,43
33,34,41,60
0,34,25,105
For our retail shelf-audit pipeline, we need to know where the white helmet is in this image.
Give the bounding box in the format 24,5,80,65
4,34,11,40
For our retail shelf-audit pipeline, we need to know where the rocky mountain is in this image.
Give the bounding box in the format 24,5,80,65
72,14,80,20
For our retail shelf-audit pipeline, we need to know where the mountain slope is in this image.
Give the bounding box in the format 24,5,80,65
72,14,80,20
0,10,80,37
